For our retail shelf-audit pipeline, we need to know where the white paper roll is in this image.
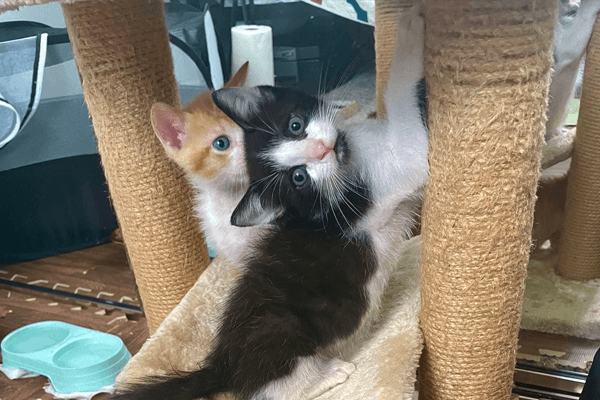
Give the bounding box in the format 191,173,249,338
231,25,274,87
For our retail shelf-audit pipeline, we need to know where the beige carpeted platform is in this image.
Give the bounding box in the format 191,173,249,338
117,236,422,400
522,255,600,341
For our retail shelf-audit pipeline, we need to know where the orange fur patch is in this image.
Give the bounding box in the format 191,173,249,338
184,91,221,115
190,146,229,179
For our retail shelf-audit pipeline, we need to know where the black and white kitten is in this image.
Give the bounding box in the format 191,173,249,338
112,6,427,400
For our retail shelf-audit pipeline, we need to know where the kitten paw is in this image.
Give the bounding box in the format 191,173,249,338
323,358,356,382
395,4,425,59
305,359,356,399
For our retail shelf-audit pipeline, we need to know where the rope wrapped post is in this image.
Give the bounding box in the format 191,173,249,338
62,0,210,333
419,1,556,398
374,0,414,118
557,16,600,280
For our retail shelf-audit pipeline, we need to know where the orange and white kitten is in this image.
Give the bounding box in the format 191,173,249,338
151,63,260,264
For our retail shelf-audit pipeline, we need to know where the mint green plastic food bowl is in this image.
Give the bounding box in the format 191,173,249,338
1,320,131,393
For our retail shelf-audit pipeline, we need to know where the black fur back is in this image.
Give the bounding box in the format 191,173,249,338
113,213,377,400
204,228,376,399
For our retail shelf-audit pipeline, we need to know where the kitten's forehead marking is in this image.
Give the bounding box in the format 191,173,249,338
305,119,337,145
267,117,337,167
207,122,227,137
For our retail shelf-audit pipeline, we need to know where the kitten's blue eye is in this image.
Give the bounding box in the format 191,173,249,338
288,116,304,135
291,166,309,188
212,136,230,151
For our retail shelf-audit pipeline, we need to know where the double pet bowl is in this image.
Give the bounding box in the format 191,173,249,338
1,320,131,393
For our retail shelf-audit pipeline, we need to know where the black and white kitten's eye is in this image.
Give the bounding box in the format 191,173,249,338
288,116,304,136
291,166,309,188
212,136,230,151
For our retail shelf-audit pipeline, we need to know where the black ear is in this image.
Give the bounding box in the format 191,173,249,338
212,87,262,126
231,186,284,227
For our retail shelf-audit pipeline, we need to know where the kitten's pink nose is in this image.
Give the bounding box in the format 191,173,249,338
306,140,334,161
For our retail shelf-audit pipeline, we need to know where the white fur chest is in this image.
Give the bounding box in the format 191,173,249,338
361,193,421,314
349,120,428,317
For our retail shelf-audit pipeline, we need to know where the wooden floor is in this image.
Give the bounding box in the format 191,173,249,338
0,243,148,400
1,241,599,399
518,330,600,373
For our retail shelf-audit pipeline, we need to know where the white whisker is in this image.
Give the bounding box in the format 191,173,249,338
336,173,369,202
260,173,280,198
275,173,285,207
256,114,278,136
329,199,343,233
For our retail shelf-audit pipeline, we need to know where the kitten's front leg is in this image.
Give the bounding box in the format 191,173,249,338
255,357,356,400
395,3,424,65
385,3,425,125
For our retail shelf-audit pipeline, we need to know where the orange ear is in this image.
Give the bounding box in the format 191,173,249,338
225,61,249,88
151,102,187,151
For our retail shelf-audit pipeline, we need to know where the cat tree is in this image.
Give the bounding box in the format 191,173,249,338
1,0,598,398
59,0,210,334
375,0,556,398
557,16,600,281
418,1,554,397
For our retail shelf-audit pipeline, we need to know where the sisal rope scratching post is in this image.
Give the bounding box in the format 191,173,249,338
62,0,210,333
419,1,556,398
374,0,413,118
557,16,600,280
